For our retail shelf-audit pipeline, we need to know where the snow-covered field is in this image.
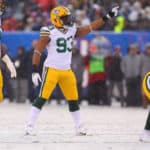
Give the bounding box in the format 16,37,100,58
0,102,149,150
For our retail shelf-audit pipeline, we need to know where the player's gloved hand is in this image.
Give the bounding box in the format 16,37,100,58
2,54,17,78
103,6,119,21
32,65,41,87
32,73,41,87
8,62,17,78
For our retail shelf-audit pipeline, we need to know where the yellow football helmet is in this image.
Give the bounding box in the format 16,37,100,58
0,0,6,16
50,6,74,28
143,72,150,100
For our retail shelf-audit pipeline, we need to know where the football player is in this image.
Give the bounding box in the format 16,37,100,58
26,5,119,135
0,1,17,102
140,72,150,142
0,44,17,101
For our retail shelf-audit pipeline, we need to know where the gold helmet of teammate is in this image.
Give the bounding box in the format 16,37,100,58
142,72,150,100
50,6,74,28
0,0,6,16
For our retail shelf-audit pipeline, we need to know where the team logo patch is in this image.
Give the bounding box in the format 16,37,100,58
53,9,60,14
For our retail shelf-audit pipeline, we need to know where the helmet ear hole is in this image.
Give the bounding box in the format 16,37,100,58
54,18,57,23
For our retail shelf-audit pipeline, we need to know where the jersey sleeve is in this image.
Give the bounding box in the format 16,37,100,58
0,44,6,58
72,24,78,37
40,26,50,37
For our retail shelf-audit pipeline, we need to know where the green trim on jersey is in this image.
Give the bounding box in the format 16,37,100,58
39,68,48,97
40,26,54,36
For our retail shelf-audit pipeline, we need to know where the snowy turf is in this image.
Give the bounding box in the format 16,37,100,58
0,102,149,150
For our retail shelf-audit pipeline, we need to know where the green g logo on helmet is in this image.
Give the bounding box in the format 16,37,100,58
143,72,150,100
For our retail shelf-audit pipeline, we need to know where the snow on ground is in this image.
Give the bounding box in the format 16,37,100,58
0,102,149,150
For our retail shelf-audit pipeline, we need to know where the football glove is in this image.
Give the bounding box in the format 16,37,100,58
32,73,41,87
103,6,119,21
32,65,41,87
2,54,17,78
8,62,17,78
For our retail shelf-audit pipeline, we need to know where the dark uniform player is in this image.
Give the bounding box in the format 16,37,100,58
0,1,17,101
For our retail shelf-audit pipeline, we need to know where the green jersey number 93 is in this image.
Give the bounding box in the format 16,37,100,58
56,36,73,53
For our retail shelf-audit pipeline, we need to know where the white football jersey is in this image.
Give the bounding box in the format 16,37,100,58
40,25,77,70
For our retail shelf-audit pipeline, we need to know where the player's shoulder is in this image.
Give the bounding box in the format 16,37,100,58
68,23,77,35
40,26,55,36
40,25,55,31
69,23,77,30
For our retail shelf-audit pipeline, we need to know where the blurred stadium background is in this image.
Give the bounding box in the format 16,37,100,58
1,1,150,150
0,0,150,108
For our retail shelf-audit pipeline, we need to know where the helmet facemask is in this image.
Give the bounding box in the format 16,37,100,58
60,14,75,27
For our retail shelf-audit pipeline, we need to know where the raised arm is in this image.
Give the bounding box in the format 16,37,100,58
75,6,119,38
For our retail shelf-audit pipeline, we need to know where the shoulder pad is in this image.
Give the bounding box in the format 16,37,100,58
47,26,55,31
40,26,50,37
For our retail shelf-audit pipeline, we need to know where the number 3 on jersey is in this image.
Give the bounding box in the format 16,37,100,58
56,36,73,53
